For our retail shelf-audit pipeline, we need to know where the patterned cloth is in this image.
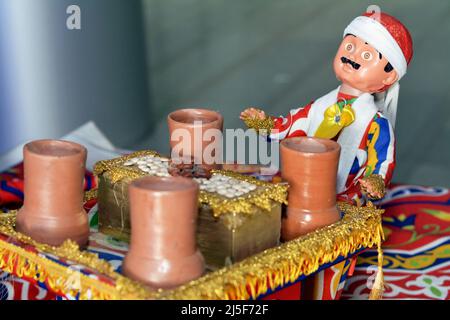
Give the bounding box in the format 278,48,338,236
342,184,450,300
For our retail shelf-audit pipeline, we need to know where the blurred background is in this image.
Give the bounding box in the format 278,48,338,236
0,0,449,187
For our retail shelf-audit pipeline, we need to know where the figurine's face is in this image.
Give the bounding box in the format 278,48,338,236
333,35,398,93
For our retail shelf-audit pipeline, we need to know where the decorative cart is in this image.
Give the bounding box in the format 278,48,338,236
0,159,384,300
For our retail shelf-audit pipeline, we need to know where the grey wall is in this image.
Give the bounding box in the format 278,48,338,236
139,0,450,187
0,0,150,154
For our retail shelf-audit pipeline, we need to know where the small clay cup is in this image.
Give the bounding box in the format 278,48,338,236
167,108,223,169
16,139,89,247
280,137,341,241
122,176,205,289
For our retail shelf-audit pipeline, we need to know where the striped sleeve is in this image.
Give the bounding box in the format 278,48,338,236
365,115,396,185
269,102,313,141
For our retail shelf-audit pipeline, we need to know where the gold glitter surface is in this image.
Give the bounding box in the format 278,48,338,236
243,116,275,134
93,150,161,184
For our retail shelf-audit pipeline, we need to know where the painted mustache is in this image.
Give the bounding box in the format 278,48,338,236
341,57,361,70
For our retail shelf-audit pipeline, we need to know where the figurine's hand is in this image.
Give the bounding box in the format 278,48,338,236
240,107,266,121
359,174,386,200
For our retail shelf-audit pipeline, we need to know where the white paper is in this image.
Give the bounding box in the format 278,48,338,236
0,121,128,172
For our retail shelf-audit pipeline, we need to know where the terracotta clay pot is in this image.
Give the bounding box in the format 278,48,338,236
167,108,223,169
16,139,89,247
280,137,341,241
122,176,205,289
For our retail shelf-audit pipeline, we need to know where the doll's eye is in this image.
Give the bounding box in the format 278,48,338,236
345,43,354,52
362,51,373,61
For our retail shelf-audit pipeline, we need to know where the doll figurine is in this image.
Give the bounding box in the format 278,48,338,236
241,11,413,203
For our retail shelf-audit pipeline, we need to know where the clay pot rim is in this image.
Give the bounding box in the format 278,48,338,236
280,137,340,156
167,108,223,127
130,176,199,195
24,139,86,158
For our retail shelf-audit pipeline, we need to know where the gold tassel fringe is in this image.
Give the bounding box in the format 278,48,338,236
369,239,385,300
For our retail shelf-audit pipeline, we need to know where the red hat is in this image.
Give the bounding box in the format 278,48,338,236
344,12,413,80
343,12,413,128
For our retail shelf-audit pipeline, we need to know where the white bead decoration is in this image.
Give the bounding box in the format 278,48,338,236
196,174,259,199
123,157,259,199
125,156,171,177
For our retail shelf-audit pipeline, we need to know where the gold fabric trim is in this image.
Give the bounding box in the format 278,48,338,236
93,150,161,184
0,240,117,299
155,202,384,300
0,211,155,300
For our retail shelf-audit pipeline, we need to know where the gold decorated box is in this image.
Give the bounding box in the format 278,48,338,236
94,151,288,270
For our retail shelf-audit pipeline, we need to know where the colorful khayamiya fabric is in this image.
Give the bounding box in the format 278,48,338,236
342,184,450,300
